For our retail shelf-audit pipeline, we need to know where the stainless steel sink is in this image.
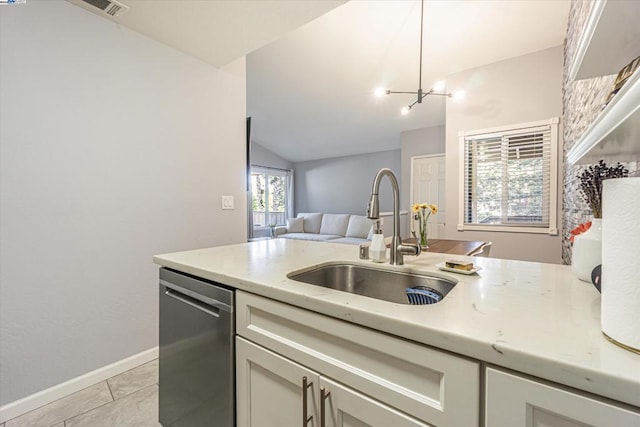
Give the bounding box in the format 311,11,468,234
287,263,457,305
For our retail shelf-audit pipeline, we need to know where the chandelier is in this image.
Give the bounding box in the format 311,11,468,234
375,0,464,115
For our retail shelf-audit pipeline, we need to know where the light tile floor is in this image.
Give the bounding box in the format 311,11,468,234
5,359,159,427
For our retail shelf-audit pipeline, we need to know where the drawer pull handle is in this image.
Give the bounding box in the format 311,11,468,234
320,387,331,427
302,376,313,426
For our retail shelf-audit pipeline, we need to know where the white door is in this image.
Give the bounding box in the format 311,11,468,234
236,337,319,427
411,155,446,238
320,377,429,427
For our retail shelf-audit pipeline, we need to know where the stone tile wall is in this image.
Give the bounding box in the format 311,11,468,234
562,0,639,264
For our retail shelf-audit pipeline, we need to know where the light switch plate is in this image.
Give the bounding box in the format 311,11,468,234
222,195,234,210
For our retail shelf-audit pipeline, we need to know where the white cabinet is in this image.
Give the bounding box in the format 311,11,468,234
237,337,428,427
235,291,480,426
485,367,640,426
320,376,428,427
236,336,318,427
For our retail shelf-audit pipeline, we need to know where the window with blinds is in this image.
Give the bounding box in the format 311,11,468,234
458,118,559,234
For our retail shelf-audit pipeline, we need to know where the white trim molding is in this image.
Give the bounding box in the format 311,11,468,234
0,346,158,423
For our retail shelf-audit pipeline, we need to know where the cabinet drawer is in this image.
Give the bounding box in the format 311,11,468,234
485,367,640,426
236,291,479,426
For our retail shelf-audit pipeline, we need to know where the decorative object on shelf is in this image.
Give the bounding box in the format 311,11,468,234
571,219,601,282
412,203,437,249
572,160,629,282
601,177,640,354
577,160,629,218
373,0,463,115
603,55,640,108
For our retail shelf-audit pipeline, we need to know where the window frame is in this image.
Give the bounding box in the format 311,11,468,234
457,118,559,235
250,166,291,229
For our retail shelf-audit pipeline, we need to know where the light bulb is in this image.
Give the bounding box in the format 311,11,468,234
452,90,465,100
401,106,410,115
374,87,386,97
433,80,446,92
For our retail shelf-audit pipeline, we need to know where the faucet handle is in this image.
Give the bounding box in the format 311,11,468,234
399,240,421,257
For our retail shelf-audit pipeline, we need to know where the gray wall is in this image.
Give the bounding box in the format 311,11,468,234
294,150,401,216
0,1,246,405
251,142,293,170
444,46,564,264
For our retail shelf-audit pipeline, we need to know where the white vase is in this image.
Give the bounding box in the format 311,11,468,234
571,218,602,282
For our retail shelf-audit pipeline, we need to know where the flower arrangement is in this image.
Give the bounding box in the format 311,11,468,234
569,221,591,244
577,160,629,218
412,203,438,248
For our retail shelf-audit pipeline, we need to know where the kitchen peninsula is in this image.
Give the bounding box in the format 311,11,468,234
154,239,640,425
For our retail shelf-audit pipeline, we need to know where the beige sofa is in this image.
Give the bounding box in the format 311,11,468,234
275,213,374,245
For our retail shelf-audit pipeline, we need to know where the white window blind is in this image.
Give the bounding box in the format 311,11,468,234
458,119,559,235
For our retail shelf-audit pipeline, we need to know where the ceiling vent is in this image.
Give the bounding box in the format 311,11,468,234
68,0,129,18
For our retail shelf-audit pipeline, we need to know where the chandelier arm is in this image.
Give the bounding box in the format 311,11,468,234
426,92,453,98
387,90,420,95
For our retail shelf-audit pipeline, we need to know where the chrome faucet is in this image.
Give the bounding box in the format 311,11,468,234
367,168,421,265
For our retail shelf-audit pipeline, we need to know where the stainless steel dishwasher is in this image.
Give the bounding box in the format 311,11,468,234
159,267,234,427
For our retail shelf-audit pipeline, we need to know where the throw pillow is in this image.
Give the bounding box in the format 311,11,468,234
297,213,323,234
320,214,350,236
286,217,304,233
346,215,374,238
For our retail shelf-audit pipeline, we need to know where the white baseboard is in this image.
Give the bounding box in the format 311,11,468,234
0,346,158,423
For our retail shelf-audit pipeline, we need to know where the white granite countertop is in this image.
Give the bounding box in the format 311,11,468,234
153,239,640,407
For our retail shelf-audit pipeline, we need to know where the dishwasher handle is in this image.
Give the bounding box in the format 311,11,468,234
160,279,232,315
164,288,220,318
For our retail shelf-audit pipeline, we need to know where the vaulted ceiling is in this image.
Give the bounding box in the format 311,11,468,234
247,0,571,162
66,0,571,164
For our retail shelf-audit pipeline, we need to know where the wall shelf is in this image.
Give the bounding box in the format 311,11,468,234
567,67,640,165
566,0,640,165
568,0,640,81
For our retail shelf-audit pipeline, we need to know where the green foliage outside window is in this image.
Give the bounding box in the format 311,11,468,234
251,170,288,227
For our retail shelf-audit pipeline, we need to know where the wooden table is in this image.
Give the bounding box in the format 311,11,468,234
393,238,486,256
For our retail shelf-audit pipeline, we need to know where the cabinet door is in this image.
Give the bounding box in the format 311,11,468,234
485,367,640,426
236,337,319,427
319,377,429,427
237,291,479,425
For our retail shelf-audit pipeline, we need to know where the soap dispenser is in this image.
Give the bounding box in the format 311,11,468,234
370,224,386,263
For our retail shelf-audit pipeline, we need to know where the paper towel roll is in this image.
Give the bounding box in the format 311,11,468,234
601,177,640,353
